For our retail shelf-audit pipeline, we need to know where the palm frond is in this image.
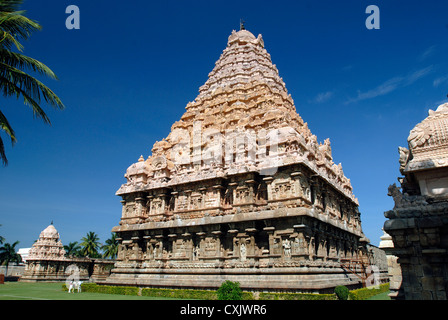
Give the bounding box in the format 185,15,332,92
0,29,23,51
0,49,58,79
0,0,64,166
0,12,41,50
0,63,65,118
0,0,28,12
0,134,7,166
0,109,16,142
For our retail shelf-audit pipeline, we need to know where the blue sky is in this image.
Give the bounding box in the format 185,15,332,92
1,0,447,248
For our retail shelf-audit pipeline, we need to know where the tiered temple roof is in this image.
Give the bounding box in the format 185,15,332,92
27,223,66,261
116,29,357,206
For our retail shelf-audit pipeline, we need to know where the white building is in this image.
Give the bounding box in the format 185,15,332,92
17,248,31,264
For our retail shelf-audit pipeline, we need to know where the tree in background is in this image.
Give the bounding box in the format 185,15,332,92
0,0,65,165
64,241,81,258
0,240,22,275
102,233,118,259
79,231,101,258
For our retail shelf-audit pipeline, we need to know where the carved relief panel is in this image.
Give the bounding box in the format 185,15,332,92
202,237,219,257
175,192,190,211
235,187,251,205
189,191,203,210
204,188,220,208
117,242,130,262
172,238,190,259
150,197,165,215
270,173,295,200
234,236,254,261
292,232,308,256
122,202,135,219
296,174,311,202
153,239,163,260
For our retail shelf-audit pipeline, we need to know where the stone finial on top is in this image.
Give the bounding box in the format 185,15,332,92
240,18,245,31
227,28,264,48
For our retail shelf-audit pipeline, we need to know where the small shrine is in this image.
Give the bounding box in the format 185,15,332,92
21,223,90,282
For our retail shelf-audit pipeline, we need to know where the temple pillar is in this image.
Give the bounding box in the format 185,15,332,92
262,176,274,202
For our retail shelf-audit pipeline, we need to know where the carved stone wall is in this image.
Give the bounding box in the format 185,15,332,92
22,258,91,282
384,102,448,300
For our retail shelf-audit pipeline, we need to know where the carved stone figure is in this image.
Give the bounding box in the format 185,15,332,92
240,241,247,262
282,239,291,258
398,147,409,174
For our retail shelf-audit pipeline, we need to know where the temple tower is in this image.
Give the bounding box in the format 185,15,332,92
105,28,374,292
384,102,448,299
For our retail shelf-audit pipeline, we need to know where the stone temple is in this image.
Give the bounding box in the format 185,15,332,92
103,28,376,292
21,223,114,282
383,102,448,299
21,223,90,282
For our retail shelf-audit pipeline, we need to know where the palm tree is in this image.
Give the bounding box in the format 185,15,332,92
0,240,22,276
79,232,101,258
64,241,81,258
0,0,65,166
101,233,119,259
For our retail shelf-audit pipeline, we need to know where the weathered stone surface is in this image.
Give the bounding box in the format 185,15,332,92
384,102,448,300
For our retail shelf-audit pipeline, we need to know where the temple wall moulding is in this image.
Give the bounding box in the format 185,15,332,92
117,167,362,234
113,216,364,271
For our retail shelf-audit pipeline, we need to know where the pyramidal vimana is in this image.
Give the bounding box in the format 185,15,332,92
104,27,379,292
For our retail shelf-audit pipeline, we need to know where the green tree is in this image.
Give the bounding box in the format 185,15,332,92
102,233,118,259
0,0,65,166
217,280,243,300
334,285,349,300
0,240,22,275
79,231,101,258
64,241,81,257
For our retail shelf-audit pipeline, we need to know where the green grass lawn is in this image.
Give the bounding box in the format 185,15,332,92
367,291,391,300
0,282,177,300
0,281,392,301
